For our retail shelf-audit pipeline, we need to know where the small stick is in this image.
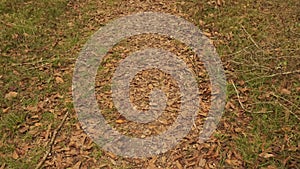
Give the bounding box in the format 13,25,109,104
271,93,300,111
246,70,300,82
241,25,260,49
35,111,70,169
231,80,246,110
276,101,300,121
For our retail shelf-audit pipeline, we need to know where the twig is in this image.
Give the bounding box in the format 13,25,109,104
270,93,300,111
229,60,273,71
276,101,300,121
261,55,300,60
221,45,253,57
241,25,260,49
35,111,70,169
230,80,246,110
246,70,300,82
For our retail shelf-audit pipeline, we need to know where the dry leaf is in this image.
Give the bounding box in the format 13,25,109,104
234,128,242,133
115,119,126,124
198,158,206,167
238,80,245,86
225,159,241,166
26,105,38,112
106,152,117,159
280,88,291,95
2,107,10,113
175,161,183,169
5,91,18,100
99,164,108,168
259,152,275,158
147,157,158,169
12,150,19,159
55,77,64,84
72,161,81,169
203,32,212,37
266,165,277,169
19,125,29,133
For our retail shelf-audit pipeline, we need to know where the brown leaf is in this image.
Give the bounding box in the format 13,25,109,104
19,125,29,133
238,80,245,86
2,107,10,113
5,91,18,100
175,161,183,169
115,119,126,124
265,165,277,169
147,157,158,169
217,0,222,6
198,157,206,167
225,101,235,110
225,159,241,166
203,32,212,37
71,161,81,169
234,128,242,133
55,77,64,84
280,88,291,95
26,105,38,112
12,150,19,159
0,163,5,169
106,152,117,159
259,152,274,158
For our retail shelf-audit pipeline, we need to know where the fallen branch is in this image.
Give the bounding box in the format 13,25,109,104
246,70,300,82
231,80,246,110
241,25,260,49
35,111,70,169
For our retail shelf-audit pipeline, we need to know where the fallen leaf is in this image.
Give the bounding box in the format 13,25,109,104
115,119,126,124
106,152,117,159
238,80,245,86
266,165,277,169
12,150,19,159
55,77,64,84
198,157,206,167
259,152,275,158
234,128,242,133
203,32,212,37
225,159,241,166
147,157,158,169
99,164,108,168
26,105,38,112
2,107,10,113
72,161,81,169
175,161,183,169
19,125,29,133
5,92,18,100
280,88,291,95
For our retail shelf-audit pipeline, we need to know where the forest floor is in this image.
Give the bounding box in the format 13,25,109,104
0,0,299,168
